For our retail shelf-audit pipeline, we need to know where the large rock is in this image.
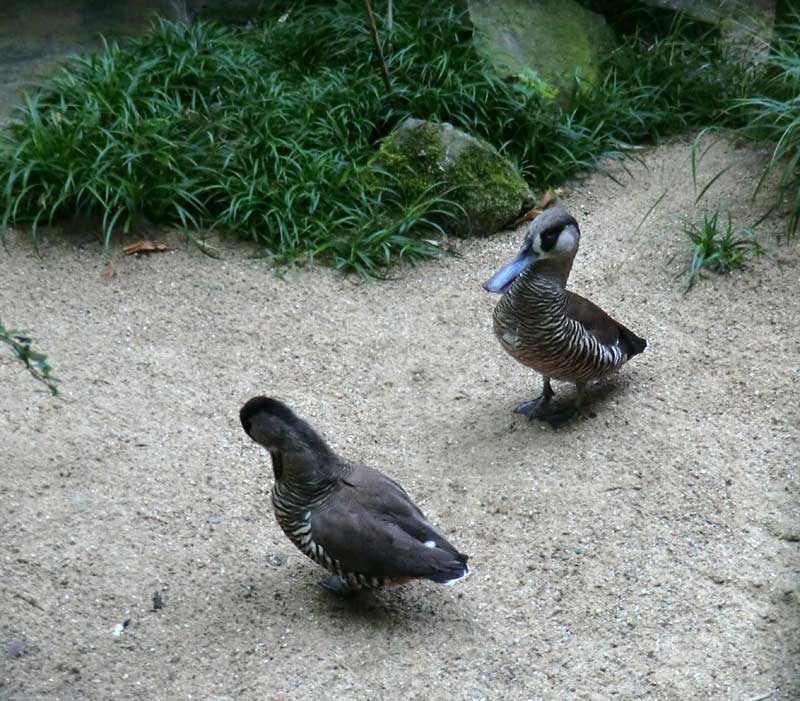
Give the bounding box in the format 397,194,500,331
373,118,533,238
588,0,776,57
468,0,616,94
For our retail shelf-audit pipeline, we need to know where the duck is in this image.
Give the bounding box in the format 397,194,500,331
483,206,646,427
239,396,470,594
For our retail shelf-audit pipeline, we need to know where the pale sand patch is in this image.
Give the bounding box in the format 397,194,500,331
1,136,798,700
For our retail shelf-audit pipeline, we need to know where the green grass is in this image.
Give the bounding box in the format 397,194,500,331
0,2,798,276
0,319,59,395
730,12,800,237
682,211,763,292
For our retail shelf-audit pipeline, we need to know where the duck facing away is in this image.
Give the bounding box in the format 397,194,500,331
483,207,646,427
240,396,470,594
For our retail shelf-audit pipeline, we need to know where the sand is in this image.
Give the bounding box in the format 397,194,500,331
1,136,798,700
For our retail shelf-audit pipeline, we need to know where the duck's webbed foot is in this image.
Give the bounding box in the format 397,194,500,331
533,404,578,429
319,575,359,596
514,377,555,417
514,380,585,429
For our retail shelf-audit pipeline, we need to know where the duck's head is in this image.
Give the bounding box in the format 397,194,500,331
240,396,334,480
483,207,580,294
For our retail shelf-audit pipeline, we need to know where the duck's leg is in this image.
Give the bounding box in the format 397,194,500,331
540,382,590,428
514,377,555,417
319,575,359,596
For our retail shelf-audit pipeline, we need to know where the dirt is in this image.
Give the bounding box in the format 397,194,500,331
1,136,798,700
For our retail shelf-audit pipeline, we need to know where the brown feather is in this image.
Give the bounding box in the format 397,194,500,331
310,464,469,582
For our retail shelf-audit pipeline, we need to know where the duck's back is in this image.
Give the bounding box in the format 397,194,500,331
565,291,647,358
310,465,469,586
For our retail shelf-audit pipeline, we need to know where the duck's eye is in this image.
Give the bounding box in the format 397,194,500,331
539,229,559,251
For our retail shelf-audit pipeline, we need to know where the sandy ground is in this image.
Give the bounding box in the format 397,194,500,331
1,137,798,701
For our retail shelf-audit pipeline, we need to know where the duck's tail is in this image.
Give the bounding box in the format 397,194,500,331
427,552,471,585
618,324,647,358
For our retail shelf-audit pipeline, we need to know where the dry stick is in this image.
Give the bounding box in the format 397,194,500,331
386,0,393,52
10,590,45,612
362,0,391,92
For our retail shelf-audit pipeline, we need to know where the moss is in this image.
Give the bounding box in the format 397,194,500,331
372,119,532,237
469,0,616,93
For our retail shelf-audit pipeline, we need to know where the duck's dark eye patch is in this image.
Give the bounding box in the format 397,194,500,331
539,229,559,251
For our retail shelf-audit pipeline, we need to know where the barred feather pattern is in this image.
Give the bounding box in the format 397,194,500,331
271,473,391,589
493,274,627,384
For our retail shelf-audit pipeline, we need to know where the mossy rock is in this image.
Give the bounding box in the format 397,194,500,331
372,118,533,238
468,0,616,94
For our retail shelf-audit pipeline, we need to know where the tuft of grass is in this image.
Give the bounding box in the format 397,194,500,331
1,2,798,277
730,12,800,237
0,319,60,395
0,2,640,275
682,211,763,292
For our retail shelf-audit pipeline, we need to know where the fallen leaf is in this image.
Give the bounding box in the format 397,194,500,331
422,238,460,254
536,190,556,209
510,190,558,228
123,240,171,256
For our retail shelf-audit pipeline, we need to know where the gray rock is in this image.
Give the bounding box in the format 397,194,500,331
468,0,616,93
372,118,533,238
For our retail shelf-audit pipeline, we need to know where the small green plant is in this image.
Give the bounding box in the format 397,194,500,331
0,319,60,395
682,212,763,292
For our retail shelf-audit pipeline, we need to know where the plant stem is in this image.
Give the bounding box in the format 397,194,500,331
386,0,393,52
361,0,391,92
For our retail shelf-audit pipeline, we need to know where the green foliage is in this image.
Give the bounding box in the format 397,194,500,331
730,12,800,237
682,212,763,292
0,319,60,395
0,2,799,276
569,17,754,146
0,1,644,275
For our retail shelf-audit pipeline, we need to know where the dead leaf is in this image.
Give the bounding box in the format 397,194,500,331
510,190,558,228
422,239,460,254
535,190,556,209
123,240,171,256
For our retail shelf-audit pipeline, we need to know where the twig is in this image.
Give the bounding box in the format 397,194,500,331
361,0,391,92
10,590,46,612
386,0,393,52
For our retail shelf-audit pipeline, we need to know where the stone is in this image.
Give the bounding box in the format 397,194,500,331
590,0,777,59
467,0,616,93
372,118,533,238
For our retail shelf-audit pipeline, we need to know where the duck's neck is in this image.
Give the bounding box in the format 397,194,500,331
271,445,343,494
527,257,573,288
506,258,571,306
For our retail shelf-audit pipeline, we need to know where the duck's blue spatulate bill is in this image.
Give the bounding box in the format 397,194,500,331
482,248,538,294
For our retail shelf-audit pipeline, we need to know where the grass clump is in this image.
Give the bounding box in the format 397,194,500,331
0,7,475,276
730,13,800,236
0,1,656,275
0,319,59,395
682,212,763,291
1,2,799,276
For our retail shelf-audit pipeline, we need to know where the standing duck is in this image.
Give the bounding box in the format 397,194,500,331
239,396,470,594
483,207,646,427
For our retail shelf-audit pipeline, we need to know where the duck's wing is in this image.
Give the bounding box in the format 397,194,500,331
310,465,469,583
565,291,647,357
